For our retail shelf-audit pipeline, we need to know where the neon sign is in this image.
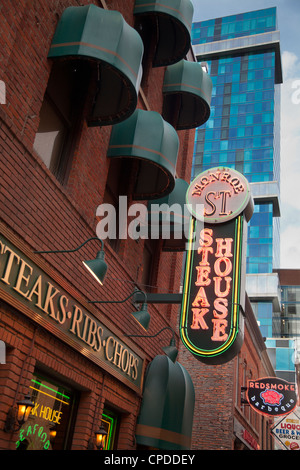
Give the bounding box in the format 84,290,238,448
271,410,300,450
246,377,297,417
180,167,253,364
186,167,253,224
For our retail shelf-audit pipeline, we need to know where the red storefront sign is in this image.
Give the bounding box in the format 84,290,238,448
246,377,297,417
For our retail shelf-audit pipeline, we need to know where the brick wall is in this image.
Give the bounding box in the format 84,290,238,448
0,0,195,450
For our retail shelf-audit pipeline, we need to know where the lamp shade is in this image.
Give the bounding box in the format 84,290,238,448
83,250,108,285
162,338,178,363
131,303,151,331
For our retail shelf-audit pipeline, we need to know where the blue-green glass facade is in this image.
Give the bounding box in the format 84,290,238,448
191,8,282,340
192,8,277,44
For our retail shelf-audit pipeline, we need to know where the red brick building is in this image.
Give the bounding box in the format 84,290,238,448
0,0,275,452
0,0,200,451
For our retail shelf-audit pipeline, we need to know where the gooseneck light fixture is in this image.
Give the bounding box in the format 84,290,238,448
34,237,108,286
89,289,150,331
4,392,35,432
127,326,178,362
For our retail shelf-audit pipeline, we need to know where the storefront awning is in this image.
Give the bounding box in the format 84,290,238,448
148,178,190,251
136,355,195,450
133,0,194,67
107,109,179,200
48,5,143,126
162,59,212,129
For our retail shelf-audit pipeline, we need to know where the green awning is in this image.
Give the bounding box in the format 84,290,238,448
48,5,143,126
136,355,195,450
133,0,194,67
162,59,212,129
148,178,190,251
107,109,179,200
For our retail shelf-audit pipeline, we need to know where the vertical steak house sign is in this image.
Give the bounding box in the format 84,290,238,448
180,167,254,364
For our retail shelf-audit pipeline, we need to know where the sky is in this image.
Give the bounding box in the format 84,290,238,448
191,0,300,268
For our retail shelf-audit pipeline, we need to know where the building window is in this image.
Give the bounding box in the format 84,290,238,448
33,60,90,184
101,408,119,450
16,371,78,450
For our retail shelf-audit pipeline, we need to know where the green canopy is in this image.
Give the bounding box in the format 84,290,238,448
136,355,195,450
107,109,179,200
163,59,212,129
48,5,143,126
133,0,194,67
148,178,190,251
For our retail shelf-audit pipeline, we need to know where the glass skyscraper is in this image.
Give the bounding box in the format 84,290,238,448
191,8,282,340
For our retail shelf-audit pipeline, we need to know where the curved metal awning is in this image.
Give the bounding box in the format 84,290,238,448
133,0,194,67
148,178,190,251
136,355,195,450
107,109,179,200
162,59,212,129
48,5,143,126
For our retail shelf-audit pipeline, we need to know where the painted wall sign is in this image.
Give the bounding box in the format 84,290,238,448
0,225,145,393
271,409,300,450
180,167,252,364
246,377,298,417
186,167,253,224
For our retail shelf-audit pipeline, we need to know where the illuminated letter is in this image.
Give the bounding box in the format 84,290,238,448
213,276,232,298
190,308,209,330
198,229,213,265
219,191,232,216
195,266,211,286
204,191,217,217
214,257,232,277
192,286,210,307
231,177,244,194
211,319,228,342
198,247,213,266
215,238,233,257
220,172,231,183
213,298,228,319
199,228,213,247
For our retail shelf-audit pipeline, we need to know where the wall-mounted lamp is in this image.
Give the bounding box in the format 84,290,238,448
49,424,57,444
4,392,34,433
95,424,108,450
34,237,108,286
127,326,178,362
89,289,150,331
